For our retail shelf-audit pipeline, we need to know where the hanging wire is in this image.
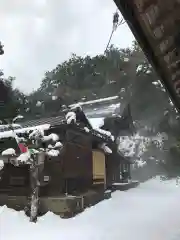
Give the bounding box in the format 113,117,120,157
104,10,126,54
104,9,135,120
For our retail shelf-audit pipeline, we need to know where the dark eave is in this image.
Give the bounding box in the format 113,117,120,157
114,0,180,112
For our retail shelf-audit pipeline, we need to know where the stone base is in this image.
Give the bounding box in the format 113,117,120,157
40,195,83,217
0,194,29,211
0,189,112,219
80,189,111,208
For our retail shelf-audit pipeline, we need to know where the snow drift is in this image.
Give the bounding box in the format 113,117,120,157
1,178,180,240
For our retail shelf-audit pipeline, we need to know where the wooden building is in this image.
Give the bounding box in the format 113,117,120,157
0,122,134,218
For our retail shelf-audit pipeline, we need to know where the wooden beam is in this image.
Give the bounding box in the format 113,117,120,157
134,0,157,13
151,5,180,27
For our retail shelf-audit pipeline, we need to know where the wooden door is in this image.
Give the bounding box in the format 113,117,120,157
92,150,106,188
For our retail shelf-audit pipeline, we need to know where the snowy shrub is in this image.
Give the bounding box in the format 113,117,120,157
117,133,166,169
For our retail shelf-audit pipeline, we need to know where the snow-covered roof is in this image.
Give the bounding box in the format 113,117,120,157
0,124,50,139
69,96,119,108
1,177,180,239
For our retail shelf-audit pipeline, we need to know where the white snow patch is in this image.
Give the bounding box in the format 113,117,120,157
152,81,159,86
36,101,42,107
17,137,27,142
1,179,180,240
99,143,112,154
134,159,147,168
88,118,104,129
17,124,50,134
118,133,164,158
69,103,82,110
47,149,60,157
95,128,115,141
29,129,44,140
17,151,31,163
47,144,53,149
136,64,143,73
88,117,114,140
117,133,165,168
123,57,129,62
52,96,58,101
13,115,24,122
54,141,63,148
43,133,59,142
146,69,151,74
84,127,90,133
0,124,51,139
2,148,16,156
0,160,4,170
65,111,76,124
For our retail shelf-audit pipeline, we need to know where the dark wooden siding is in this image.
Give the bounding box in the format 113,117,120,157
114,0,180,112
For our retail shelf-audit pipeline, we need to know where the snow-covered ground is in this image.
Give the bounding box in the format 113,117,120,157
0,116,177,239
1,178,180,240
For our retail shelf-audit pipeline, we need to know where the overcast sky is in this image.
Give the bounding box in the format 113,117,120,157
0,0,134,93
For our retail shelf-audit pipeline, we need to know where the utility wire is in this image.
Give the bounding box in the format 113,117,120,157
104,10,126,54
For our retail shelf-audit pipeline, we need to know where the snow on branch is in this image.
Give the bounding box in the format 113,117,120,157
117,133,166,168
0,127,63,168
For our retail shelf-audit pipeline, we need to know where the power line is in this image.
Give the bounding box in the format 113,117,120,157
104,11,126,54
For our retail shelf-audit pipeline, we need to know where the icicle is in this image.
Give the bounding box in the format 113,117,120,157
98,143,112,154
